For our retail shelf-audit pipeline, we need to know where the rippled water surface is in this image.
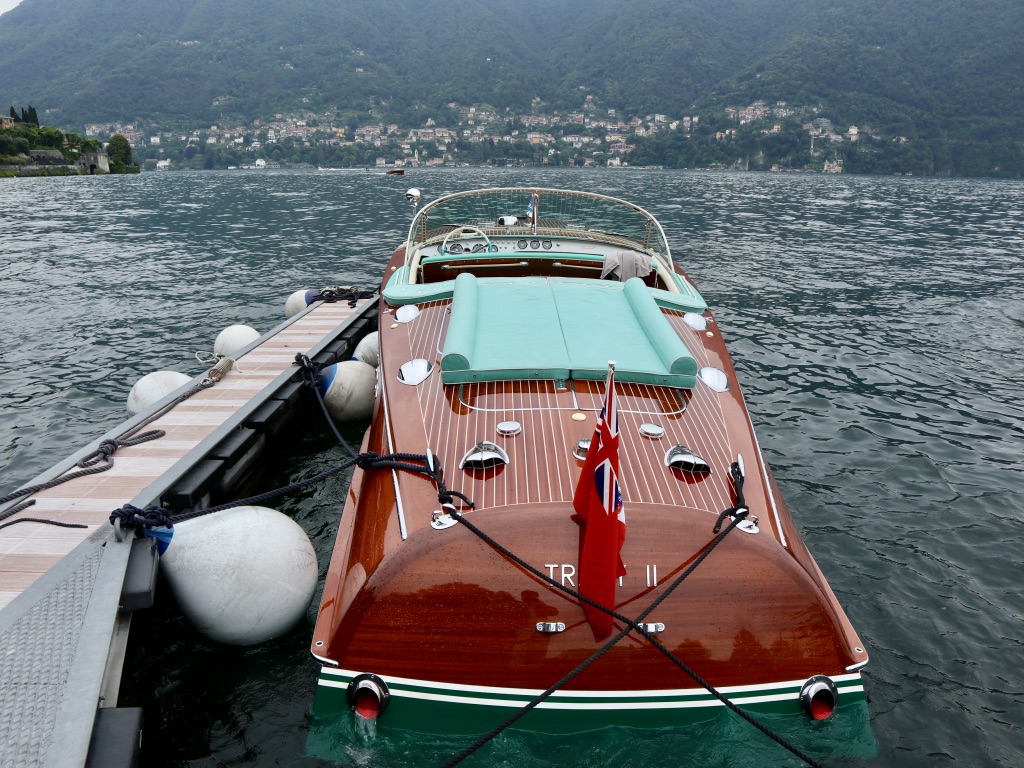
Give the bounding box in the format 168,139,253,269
1,169,1022,767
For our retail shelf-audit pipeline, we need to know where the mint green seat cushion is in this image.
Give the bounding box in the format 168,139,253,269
441,274,571,383
439,275,696,387
547,280,679,385
382,266,456,305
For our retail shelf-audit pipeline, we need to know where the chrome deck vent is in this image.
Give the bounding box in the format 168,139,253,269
664,445,711,474
397,358,433,385
459,440,510,470
573,438,592,461
496,420,522,436
639,423,665,439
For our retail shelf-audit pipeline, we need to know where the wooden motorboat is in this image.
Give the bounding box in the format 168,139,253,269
309,187,871,749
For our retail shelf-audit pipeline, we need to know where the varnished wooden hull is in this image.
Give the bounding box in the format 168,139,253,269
311,191,870,743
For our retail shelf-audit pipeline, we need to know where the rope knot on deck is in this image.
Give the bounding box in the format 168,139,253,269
110,504,173,537
77,431,165,470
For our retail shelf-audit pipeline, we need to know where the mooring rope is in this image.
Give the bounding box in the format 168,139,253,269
313,286,377,308
296,354,823,767
109,448,474,535
443,506,826,768
107,347,823,768
0,499,83,532
294,353,357,457
0,368,235,531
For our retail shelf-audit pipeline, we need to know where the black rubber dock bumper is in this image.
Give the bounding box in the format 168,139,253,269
85,707,143,768
157,302,377,516
120,538,159,612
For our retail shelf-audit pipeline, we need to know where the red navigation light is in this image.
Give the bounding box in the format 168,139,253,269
799,675,839,721
354,686,381,719
347,673,391,720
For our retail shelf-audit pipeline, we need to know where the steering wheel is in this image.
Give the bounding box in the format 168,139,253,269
440,225,495,255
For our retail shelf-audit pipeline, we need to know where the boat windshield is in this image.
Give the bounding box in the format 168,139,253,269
403,187,673,282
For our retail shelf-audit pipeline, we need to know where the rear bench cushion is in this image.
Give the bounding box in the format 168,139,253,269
441,274,571,382
439,274,696,387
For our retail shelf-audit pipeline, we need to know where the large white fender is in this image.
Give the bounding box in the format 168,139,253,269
319,359,376,422
127,371,191,416
352,331,380,368
214,324,260,358
158,506,318,645
284,289,318,318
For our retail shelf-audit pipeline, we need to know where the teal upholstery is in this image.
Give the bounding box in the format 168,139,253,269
439,275,697,388
650,276,708,313
442,274,572,382
623,279,698,378
382,266,456,305
381,262,708,313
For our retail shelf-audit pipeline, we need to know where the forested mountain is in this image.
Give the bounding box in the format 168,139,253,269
0,0,1021,170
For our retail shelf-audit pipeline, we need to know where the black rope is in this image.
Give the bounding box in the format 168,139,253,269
294,353,356,457
0,497,88,531
112,353,473,537
0,516,88,532
313,286,377,308
0,432,163,509
714,461,749,533
0,376,219,521
293,355,475,511
444,505,826,768
0,499,35,524
109,449,474,534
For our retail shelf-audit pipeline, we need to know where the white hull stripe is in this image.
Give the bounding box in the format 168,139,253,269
317,679,864,710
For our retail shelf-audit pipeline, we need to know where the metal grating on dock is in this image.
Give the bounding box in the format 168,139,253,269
0,298,376,768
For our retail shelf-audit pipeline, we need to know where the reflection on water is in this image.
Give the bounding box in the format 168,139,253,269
2,170,1023,767
307,699,876,768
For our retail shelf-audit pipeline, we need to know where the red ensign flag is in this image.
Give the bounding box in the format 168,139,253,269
572,363,627,640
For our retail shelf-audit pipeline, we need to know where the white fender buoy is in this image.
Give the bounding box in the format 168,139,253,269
352,331,380,368
214,324,260,358
285,289,318,318
127,370,191,416
320,359,376,421
158,506,317,645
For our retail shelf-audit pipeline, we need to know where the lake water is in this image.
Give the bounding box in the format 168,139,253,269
1,169,1022,767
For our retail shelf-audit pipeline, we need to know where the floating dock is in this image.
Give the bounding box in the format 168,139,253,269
0,296,378,767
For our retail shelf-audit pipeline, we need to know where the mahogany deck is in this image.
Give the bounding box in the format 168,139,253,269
0,300,370,611
387,295,780,541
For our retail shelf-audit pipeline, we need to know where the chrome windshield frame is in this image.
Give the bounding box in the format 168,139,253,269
402,187,676,288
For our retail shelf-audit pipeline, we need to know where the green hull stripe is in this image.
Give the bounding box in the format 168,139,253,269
316,668,864,709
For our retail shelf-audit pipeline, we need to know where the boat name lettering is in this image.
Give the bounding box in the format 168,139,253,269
545,563,576,587
542,563,660,588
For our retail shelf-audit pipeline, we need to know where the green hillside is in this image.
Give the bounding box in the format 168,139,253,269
1,0,1021,174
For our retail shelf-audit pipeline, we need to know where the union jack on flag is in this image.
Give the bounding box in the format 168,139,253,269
572,362,627,640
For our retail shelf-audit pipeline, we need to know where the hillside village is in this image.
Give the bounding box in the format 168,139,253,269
81,99,872,172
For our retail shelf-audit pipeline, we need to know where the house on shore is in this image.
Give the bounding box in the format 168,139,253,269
1,149,110,176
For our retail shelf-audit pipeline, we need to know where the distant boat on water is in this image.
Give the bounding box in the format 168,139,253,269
385,168,405,175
